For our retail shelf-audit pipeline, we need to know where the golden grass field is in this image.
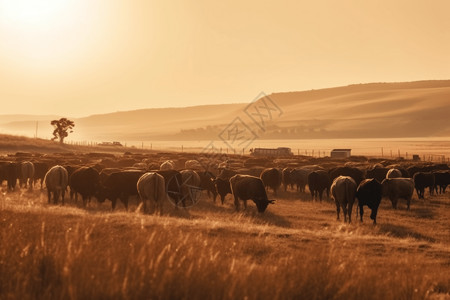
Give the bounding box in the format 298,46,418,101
1,178,449,299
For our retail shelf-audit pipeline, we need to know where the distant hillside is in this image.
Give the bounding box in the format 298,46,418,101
1,80,450,141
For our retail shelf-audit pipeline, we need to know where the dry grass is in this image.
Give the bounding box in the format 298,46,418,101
1,185,449,300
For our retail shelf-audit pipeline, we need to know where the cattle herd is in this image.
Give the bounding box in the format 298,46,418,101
1,151,449,223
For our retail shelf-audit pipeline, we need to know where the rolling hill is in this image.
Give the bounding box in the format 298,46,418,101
1,80,449,141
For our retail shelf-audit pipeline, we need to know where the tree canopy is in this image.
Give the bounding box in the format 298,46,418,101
51,118,75,144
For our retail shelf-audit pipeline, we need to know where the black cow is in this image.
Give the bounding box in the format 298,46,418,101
229,174,275,213
413,172,435,199
356,178,382,224
281,167,293,191
69,166,100,207
6,162,19,191
217,168,237,180
196,171,218,202
214,177,232,205
33,161,49,189
0,162,8,187
307,170,330,201
97,170,144,210
99,168,122,185
260,168,282,195
433,171,450,194
290,168,310,193
365,166,389,183
329,166,365,186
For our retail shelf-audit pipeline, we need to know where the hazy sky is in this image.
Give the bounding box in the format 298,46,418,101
1,0,449,117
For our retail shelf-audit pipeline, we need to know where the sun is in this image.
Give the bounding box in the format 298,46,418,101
0,0,73,31
0,0,84,66
0,0,74,28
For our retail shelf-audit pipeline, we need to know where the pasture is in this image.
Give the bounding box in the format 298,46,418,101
1,168,449,299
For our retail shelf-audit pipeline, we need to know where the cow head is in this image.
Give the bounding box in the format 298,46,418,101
255,198,275,213
95,186,108,203
381,179,390,197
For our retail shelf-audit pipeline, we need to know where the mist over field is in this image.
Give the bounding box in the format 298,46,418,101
1,80,450,144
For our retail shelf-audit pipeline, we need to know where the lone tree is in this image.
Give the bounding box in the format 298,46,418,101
50,118,75,144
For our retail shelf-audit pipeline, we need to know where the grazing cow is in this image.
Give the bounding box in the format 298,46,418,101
217,168,237,180
433,171,450,194
229,174,275,213
260,168,282,195
386,168,402,179
329,166,365,186
99,168,122,185
44,165,69,205
196,171,218,202
184,160,202,170
33,161,49,189
356,179,382,224
97,170,144,210
180,169,202,206
19,161,35,189
365,166,389,183
132,162,148,171
69,167,100,207
160,160,175,170
290,168,310,193
137,172,166,214
381,178,414,209
281,167,293,191
0,162,7,186
6,162,19,191
214,177,232,205
413,172,435,199
308,170,330,201
155,170,183,207
331,176,357,223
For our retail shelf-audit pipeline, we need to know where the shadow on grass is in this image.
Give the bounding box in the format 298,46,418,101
378,223,435,242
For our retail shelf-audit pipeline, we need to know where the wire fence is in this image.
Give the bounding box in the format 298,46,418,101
66,139,450,162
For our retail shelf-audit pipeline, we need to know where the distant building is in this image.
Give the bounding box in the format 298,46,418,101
251,147,293,157
98,141,123,147
330,149,351,158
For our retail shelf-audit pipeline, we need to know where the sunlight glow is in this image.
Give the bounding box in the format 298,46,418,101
0,0,73,28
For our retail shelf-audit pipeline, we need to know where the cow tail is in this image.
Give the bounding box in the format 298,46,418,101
153,174,158,202
59,167,63,187
345,178,351,207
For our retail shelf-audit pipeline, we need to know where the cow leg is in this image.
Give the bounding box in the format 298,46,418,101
348,203,353,223
47,190,52,204
359,204,364,222
61,189,65,205
335,201,340,220
158,199,163,215
220,194,225,205
318,190,323,202
54,190,60,205
406,197,411,210
111,199,117,211
243,200,247,210
233,195,240,211
82,195,88,208
122,197,129,211
342,205,348,223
